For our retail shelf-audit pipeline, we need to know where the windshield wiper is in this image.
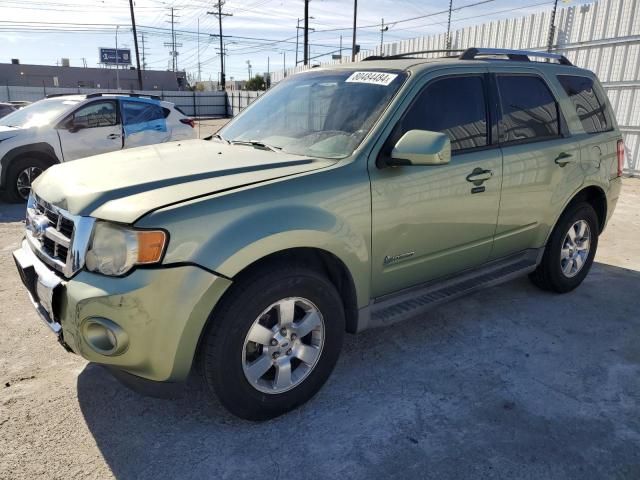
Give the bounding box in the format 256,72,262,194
229,140,281,152
206,133,229,144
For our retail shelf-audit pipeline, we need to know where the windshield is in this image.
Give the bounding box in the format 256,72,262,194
219,70,406,159
0,98,80,128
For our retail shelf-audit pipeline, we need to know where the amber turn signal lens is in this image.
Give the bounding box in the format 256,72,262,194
136,231,167,264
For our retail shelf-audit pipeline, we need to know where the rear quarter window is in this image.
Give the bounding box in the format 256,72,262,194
557,75,611,134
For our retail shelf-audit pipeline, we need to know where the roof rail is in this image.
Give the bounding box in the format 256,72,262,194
45,92,162,100
459,48,573,65
363,49,464,61
85,92,162,100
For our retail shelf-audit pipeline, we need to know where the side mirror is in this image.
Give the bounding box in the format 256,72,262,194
388,130,451,166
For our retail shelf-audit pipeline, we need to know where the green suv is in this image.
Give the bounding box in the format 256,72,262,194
13,48,624,420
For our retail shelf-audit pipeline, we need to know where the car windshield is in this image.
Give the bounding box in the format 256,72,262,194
0,98,80,128
219,69,406,159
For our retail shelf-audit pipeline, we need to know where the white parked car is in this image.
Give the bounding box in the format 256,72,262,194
0,93,197,202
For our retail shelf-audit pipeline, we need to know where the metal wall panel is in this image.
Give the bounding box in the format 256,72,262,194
270,0,639,174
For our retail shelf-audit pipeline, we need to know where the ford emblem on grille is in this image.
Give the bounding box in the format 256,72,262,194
28,215,50,239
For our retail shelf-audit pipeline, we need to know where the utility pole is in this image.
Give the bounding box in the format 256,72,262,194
303,0,309,65
208,1,232,90
380,18,388,53
115,25,120,90
140,32,147,70
339,35,342,63
283,51,286,77
267,55,270,88
246,60,252,80
351,0,358,62
197,18,201,82
547,0,560,52
164,8,182,72
446,0,453,50
295,18,300,65
128,0,143,89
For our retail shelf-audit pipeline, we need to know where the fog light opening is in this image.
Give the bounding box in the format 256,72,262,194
82,318,129,356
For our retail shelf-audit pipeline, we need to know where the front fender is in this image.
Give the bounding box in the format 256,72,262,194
188,205,370,308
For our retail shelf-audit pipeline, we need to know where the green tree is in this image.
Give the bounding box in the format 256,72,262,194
245,74,266,91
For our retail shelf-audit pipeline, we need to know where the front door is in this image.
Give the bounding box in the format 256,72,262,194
57,100,122,161
370,71,503,298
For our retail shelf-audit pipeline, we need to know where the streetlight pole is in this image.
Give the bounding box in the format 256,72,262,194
380,18,388,53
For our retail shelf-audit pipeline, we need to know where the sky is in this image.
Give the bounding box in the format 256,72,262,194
0,0,586,82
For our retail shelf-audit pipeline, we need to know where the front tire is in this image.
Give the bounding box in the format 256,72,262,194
4,157,48,203
529,202,599,293
200,264,345,420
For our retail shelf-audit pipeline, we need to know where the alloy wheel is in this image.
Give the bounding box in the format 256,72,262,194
16,166,43,201
242,297,325,394
560,219,591,278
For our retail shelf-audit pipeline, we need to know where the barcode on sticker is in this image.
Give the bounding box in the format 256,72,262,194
345,71,398,86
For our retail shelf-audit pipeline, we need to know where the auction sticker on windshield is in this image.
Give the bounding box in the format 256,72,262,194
345,71,398,86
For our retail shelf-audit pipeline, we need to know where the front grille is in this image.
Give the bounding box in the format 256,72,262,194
25,193,95,278
34,197,74,265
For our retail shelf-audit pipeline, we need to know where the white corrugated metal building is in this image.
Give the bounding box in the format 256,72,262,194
272,0,640,175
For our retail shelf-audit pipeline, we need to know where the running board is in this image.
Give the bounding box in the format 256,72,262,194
358,249,542,331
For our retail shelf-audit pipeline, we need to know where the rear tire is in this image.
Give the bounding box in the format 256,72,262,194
200,263,345,421
529,202,599,293
4,157,49,203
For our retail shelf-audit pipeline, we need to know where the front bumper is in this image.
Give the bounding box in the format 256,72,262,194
13,239,232,382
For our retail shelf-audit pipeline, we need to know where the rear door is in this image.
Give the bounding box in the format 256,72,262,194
56,100,122,160
121,99,171,149
369,68,503,297
490,69,584,259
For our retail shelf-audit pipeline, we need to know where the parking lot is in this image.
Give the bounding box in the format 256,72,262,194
0,178,638,480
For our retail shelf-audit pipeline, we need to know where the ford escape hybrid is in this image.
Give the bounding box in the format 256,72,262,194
13,48,624,420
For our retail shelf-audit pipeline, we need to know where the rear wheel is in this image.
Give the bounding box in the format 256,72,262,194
529,202,599,293
4,157,49,202
200,264,345,420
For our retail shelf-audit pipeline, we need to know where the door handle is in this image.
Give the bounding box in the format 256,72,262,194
107,133,121,140
466,168,493,185
554,152,575,167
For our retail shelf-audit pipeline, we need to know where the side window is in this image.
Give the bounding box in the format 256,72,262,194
497,75,560,144
557,75,610,134
122,101,165,126
396,76,488,152
72,101,117,128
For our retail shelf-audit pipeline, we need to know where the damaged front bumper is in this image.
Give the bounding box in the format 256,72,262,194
13,239,232,383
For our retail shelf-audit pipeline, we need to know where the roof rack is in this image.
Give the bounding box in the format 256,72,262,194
45,92,161,100
85,92,162,100
459,47,573,65
363,49,464,61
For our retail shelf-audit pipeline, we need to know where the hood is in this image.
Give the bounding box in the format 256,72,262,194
34,139,334,223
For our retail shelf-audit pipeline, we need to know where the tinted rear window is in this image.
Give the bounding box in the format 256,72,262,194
557,75,610,134
497,75,560,144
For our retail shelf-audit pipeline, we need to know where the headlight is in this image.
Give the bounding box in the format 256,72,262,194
85,222,167,276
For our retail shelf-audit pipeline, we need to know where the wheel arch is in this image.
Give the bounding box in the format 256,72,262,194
545,184,607,246
0,143,60,188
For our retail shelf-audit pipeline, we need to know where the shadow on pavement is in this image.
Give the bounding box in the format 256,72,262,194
77,263,640,479
0,201,25,223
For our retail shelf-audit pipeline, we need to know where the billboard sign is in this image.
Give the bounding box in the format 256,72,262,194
99,48,131,65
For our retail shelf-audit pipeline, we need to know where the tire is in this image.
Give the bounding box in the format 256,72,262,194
3,157,49,203
200,263,345,420
529,202,599,293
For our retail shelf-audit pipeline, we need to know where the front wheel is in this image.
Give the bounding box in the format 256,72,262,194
200,264,345,420
529,202,599,293
4,157,49,203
